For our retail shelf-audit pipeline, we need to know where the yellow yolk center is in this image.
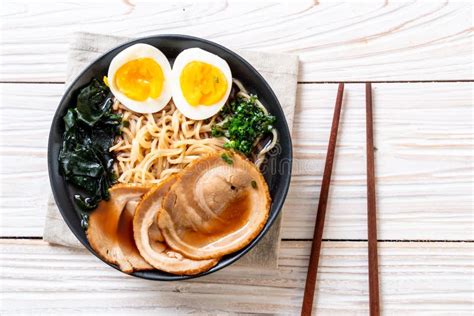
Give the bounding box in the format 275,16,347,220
179,61,227,106
114,58,164,101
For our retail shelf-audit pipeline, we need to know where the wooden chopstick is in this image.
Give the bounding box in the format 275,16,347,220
366,82,380,316
301,83,345,316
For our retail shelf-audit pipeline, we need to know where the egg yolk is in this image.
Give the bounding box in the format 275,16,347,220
179,61,227,106
114,58,164,101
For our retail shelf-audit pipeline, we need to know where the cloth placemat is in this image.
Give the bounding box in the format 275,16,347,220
43,32,298,268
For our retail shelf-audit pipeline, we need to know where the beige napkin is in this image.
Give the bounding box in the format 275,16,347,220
43,32,298,268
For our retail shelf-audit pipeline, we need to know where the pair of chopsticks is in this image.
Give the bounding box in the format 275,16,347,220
301,83,380,316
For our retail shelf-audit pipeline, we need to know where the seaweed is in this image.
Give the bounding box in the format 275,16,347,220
58,79,121,214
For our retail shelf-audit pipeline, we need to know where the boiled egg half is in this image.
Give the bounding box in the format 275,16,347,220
172,48,232,120
108,44,172,113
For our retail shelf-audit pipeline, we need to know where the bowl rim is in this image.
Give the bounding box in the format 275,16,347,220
48,34,293,281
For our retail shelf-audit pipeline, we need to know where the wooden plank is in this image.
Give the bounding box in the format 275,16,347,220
286,82,474,240
1,82,473,239
1,0,473,82
0,239,472,314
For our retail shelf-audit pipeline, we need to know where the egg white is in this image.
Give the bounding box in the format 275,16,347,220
108,44,172,114
171,48,232,120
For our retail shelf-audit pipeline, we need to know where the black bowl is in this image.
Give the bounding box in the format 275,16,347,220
48,35,292,280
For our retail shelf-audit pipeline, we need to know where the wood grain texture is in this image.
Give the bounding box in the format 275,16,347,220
1,0,473,82
1,239,473,315
1,1,473,314
1,82,473,239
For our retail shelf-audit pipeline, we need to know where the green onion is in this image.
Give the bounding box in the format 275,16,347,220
221,153,233,165
211,95,276,156
251,180,257,189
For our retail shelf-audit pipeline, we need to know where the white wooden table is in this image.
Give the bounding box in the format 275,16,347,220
1,1,473,314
